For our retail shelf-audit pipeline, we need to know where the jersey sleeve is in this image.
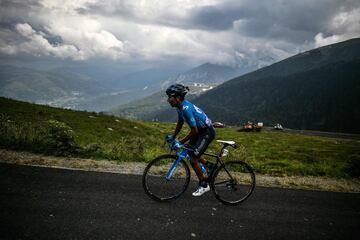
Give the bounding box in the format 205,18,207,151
177,109,184,123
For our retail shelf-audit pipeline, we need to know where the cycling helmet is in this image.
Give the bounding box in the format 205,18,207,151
166,84,189,97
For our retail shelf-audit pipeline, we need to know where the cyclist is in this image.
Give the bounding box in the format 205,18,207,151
166,83,216,197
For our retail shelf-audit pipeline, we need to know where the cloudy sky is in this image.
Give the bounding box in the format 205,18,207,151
0,0,359,70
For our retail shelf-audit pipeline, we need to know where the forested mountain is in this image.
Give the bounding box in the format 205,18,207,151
147,38,360,133
112,63,250,119
167,62,249,85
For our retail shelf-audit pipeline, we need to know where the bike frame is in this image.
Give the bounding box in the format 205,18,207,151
165,148,189,180
165,144,233,181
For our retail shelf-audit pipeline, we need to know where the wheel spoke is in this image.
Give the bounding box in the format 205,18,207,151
213,179,232,186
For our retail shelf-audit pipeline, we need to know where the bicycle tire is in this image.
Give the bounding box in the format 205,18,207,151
142,154,190,202
211,160,255,205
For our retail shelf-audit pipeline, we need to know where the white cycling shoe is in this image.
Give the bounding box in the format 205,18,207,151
192,184,210,197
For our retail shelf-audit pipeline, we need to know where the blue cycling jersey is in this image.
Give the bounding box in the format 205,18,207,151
177,100,212,129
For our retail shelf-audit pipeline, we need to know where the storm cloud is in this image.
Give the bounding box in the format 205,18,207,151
0,0,359,68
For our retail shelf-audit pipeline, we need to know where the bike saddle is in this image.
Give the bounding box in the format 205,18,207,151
216,140,237,148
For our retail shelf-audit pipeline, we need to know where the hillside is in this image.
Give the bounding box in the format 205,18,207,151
148,38,360,133
111,63,249,119
167,62,249,85
110,63,245,120
112,86,202,120
0,62,250,113
0,96,168,161
0,65,102,105
0,65,179,112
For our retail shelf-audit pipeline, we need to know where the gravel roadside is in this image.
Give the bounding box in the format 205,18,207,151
1,148,359,193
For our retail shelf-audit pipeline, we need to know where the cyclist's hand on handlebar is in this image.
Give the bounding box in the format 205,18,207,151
164,135,183,150
165,134,175,143
170,139,183,150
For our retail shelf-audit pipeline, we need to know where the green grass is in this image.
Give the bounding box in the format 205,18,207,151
0,97,172,161
1,97,360,178
213,128,360,178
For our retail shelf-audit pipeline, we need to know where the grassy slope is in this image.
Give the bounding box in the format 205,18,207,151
1,97,360,178
0,97,172,161
214,129,360,178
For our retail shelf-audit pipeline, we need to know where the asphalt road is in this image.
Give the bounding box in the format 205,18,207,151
0,163,359,240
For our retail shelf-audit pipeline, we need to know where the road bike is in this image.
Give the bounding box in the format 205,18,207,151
142,139,256,205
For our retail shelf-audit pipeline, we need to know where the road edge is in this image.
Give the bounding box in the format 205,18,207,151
1,148,359,193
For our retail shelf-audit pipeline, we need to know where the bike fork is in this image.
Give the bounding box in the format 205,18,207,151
165,156,182,180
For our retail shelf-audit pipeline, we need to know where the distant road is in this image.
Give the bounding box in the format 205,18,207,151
261,127,360,140
282,129,360,140
0,163,359,240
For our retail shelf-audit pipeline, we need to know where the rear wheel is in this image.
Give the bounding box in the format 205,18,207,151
142,154,190,202
211,160,255,205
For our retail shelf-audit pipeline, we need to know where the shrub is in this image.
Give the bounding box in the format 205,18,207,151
84,143,101,154
344,154,360,177
0,116,79,156
42,120,78,155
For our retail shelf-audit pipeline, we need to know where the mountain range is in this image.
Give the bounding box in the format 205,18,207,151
166,62,248,85
2,38,359,133
123,38,360,134
0,65,102,107
0,65,183,111
0,62,249,112
111,63,248,119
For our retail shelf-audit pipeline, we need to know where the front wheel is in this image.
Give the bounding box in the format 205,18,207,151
142,154,190,202
211,160,256,205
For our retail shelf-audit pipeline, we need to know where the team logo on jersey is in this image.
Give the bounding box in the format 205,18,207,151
194,105,203,114
182,106,189,110
205,118,212,126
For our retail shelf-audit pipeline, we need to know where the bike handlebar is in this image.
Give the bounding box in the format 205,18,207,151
165,138,194,152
